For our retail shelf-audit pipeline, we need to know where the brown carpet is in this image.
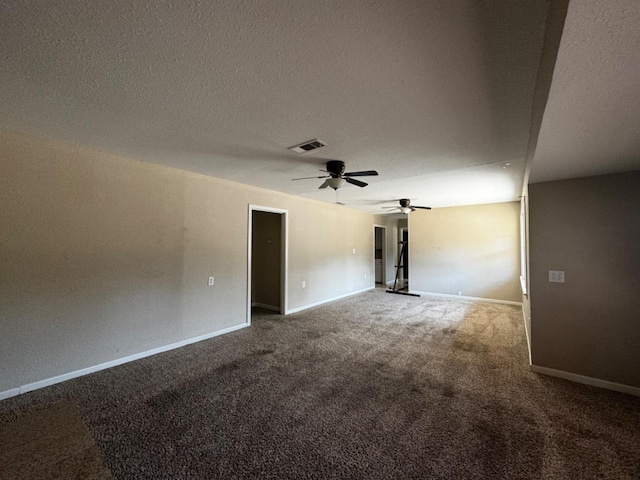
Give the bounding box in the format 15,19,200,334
0,290,639,479
0,401,113,480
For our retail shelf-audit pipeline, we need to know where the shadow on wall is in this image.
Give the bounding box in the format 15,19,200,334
1,243,186,386
412,242,518,301
407,202,521,303
470,244,520,300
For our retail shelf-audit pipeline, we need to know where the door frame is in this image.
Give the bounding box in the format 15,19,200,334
373,224,387,285
247,205,288,324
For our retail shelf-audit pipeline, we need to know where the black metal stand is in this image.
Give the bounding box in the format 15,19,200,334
386,241,420,297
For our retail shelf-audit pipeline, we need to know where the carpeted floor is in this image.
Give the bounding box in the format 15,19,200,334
1,290,639,479
0,401,113,480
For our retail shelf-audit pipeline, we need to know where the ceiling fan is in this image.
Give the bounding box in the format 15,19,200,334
292,160,378,190
383,198,432,214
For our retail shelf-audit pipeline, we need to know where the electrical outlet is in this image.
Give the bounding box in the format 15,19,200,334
302,281,306,289
548,270,565,283
208,276,215,286
364,273,367,279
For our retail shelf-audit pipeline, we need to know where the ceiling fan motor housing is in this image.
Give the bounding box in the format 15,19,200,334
326,160,346,177
400,198,411,208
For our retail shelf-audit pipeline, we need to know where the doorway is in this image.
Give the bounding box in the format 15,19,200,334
392,226,409,290
374,225,386,285
401,227,409,284
248,205,288,324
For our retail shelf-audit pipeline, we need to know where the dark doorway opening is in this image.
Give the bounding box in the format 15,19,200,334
250,210,284,315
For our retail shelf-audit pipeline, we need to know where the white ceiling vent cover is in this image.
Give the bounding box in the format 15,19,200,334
288,139,328,154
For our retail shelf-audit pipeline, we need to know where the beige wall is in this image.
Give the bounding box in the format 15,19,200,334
0,130,375,393
251,211,282,309
408,202,521,302
529,171,640,387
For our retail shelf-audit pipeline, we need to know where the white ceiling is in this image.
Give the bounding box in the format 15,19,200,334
1,1,638,212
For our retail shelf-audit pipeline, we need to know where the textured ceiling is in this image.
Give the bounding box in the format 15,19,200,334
530,0,640,184
1,1,555,212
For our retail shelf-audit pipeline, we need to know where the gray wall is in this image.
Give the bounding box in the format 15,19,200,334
529,171,640,387
0,130,376,393
408,202,521,302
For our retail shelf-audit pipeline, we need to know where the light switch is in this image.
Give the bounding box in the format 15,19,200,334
548,271,565,283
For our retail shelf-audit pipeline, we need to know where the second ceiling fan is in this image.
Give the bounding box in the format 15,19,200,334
292,160,378,190
384,198,432,214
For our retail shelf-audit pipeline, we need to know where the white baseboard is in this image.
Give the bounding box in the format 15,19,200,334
286,286,374,315
521,303,532,364
251,302,280,312
0,322,249,402
409,290,522,306
530,364,640,397
0,388,20,401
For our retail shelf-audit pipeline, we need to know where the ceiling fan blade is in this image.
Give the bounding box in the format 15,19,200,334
343,170,379,177
345,177,368,188
292,175,330,181
413,206,432,210
318,180,330,189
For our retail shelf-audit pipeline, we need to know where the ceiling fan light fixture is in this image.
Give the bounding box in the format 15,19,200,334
399,207,412,214
293,160,377,190
327,178,346,190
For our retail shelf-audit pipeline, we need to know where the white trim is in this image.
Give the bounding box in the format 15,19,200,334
530,364,640,397
248,205,288,323
519,197,528,295
519,275,527,295
522,303,532,364
286,286,374,314
251,302,280,312
1,323,248,401
409,290,523,306
282,210,289,315
0,387,20,401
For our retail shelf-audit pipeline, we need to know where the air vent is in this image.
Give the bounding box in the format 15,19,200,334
288,138,328,154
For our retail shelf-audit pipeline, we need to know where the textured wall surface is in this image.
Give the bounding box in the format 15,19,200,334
408,202,521,302
530,0,640,183
529,172,640,387
0,131,375,392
